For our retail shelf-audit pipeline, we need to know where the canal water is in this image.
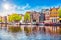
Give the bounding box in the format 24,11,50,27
0,24,61,40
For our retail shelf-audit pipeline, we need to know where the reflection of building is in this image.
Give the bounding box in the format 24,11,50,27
31,11,40,23
49,7,59,34
50,7,59,23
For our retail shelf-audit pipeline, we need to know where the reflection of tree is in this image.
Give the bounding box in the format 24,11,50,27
24,12,31,35
32,25,39,34
59,26,61,34
24,26,31,35
8,26,22,32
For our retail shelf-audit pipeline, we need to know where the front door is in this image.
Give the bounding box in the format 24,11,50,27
33,20,36,24
60,20,61,23
33,20,36,22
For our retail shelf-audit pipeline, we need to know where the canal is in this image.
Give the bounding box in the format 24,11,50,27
0,24,61,40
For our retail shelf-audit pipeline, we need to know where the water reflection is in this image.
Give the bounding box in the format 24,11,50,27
0,24,61,40
0,29,61,40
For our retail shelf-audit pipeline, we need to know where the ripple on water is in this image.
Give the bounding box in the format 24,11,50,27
0,30,61,40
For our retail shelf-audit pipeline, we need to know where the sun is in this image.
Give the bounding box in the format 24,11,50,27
3,3,10,10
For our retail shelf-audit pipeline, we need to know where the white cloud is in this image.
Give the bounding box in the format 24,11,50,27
21,4,30,10
0,2,31,16
3,0,8,2
1,0,53,16
27,6,50,12
1,1,60,16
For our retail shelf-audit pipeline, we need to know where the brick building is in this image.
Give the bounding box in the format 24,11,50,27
31,11,40,23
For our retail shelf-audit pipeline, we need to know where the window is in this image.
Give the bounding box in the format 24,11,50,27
33,20,36,22
60,20,61,23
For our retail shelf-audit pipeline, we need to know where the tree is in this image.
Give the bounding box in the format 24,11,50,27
58,8,61,23
8,13,22,22
58,8,61,18
0,19,2,22
24,12,31,23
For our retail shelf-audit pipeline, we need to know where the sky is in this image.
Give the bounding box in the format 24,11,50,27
0,0,61,16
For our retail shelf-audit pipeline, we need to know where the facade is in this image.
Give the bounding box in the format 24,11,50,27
0,7,60,24
43,9,50,23
19,14,24,23
7,15,9,23
0,16,2,22
0,16,2,27
31,11,40,23
50,7,59,23
1,16,7,23
39,12,45,22
0,16,7,27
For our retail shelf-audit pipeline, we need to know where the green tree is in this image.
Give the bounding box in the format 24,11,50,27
8,13,22,22
24,12,31,23
58,8,61,18
0,19,2,22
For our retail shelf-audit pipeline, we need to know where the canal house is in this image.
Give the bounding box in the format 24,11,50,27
39,12,45,22
31,11,40,24
50,7,59,23
44,9,50,23
19,14,24,23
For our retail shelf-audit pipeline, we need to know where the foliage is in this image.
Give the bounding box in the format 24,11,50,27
8,13,22,22
59,18,61,20
24,12,31,22
58,8,61,18
0,19,2,22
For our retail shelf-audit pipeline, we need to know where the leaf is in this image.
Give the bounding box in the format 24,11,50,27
8,13,22,22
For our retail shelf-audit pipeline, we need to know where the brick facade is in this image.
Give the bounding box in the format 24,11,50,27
31,11,40,23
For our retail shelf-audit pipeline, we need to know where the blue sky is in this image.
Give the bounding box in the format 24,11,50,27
0,0,61,16
10,0,61,7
